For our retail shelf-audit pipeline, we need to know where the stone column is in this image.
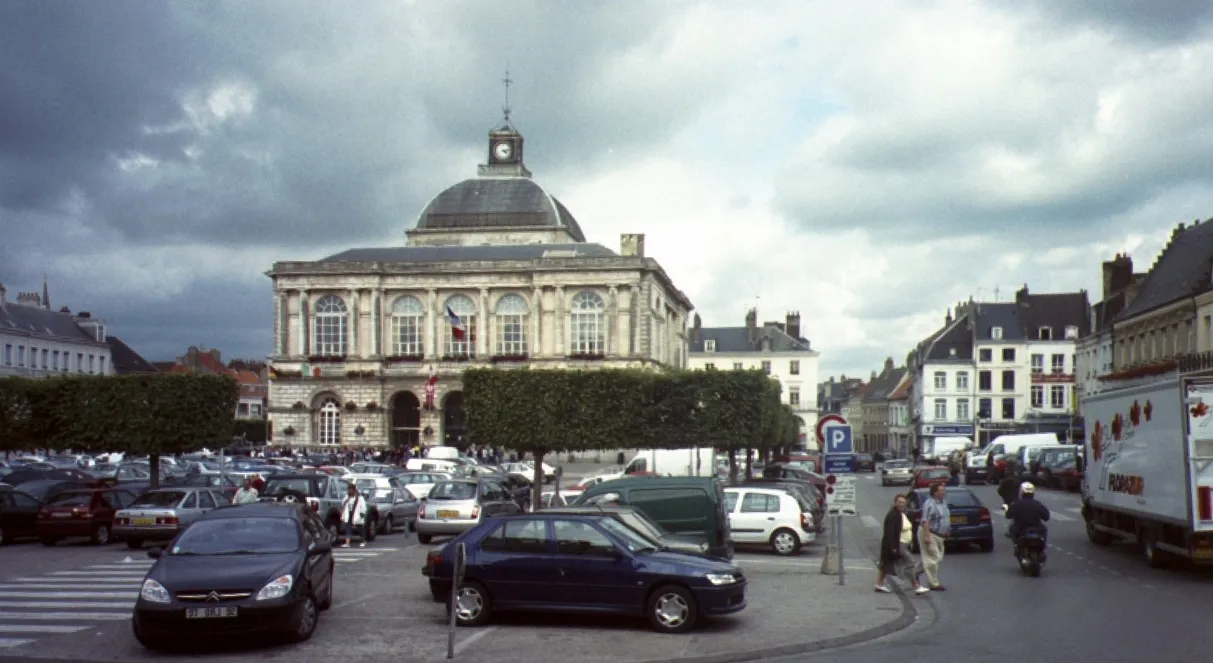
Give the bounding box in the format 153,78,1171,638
607,286,619,357
532,287,543,357
373,289,383,356
478,288,490,357
555,286,565,355
299,290,310,356
427,289,438,358
348,289,359,358
273,293,284,356
617,287,632,356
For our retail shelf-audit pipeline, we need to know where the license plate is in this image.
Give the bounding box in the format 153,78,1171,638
51,512,72,518
1193,548,1213,560
950,515,966,524
437,510,459,519
185,607,238,619
133,517,156,526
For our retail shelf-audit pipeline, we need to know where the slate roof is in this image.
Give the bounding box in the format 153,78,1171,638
413,178,586,242
0,301,100,344
973,303,1025,341
320,243,618,263
863,366,907,402
1018,291,1090,340
105,337,159,374
887,377,912,400
922,318,973,362
689,324,813,353
1114,220,1213,322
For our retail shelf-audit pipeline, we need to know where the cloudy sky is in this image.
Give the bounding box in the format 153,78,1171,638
3,0,1213,378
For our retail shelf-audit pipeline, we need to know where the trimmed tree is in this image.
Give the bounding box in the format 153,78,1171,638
0,379,39,452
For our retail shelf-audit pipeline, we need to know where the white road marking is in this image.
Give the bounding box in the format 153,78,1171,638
860,515,880,529
1065,507,1082,513
0,602,129,609
334,557,362,563
0,612,129,621
0,638,33,648
93,564,154,570
736,558,877,570
0,591,137,599
49,571,147,577
1052,513,1075,522
0,584,134,591
453,627,496,655
0,625,90,634
331,550,383,556
17,578,140,585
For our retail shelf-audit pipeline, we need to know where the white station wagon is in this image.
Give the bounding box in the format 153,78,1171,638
723,487,816,556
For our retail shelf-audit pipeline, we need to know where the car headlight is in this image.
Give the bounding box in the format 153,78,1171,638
140,579,171,603
705,573,738,586
698,542,709,553
255,574,294,601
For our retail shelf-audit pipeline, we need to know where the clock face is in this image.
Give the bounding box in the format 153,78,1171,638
493,141,513,160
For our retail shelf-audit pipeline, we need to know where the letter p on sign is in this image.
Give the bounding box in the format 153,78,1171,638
825,425,853,454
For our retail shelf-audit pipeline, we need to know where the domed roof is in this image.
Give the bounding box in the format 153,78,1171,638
413,177,586,242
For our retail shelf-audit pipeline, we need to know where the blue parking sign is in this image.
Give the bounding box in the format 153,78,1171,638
825,454,854,473
824,425,853,454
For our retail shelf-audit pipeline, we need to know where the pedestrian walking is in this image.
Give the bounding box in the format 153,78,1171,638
876,494,931,595
340,482,368,548
919,482,950,590
233,478,259,505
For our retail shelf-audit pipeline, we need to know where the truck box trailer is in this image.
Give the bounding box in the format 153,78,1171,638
1080,372,1213,567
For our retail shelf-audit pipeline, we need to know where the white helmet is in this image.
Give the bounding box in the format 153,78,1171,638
1020,482,1036,496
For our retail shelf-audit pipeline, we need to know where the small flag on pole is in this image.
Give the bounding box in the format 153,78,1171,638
446,306,467,340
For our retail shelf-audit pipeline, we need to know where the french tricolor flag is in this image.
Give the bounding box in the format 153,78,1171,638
446,306,467,340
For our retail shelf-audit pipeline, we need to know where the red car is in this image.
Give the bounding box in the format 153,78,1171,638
36,488,137,546
911,466,953,490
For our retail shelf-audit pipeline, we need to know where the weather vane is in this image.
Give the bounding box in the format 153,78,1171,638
502,63,513,122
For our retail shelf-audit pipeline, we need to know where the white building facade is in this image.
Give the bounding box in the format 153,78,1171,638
0,287,113,379
266,119,693,451
910,313,977,452
687,310,820,444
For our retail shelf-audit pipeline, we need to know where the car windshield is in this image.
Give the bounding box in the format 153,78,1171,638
614,511,665,542
946,491,982,508
428,482,476,500
130,491,185,508
264,477,323,496
923,469,950,478
49,492,94,506
786,460,818,472
170,517,300,556
598,517,658,553
885,460,910,468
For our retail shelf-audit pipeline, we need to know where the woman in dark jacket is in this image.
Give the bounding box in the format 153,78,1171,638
876,494,930,595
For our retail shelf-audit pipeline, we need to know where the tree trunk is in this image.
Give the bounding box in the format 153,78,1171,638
149,451,161,489
744,447,753,481
727,448,737,485
531,451,545,512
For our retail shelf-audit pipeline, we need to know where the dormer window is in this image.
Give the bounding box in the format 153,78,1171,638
1038,326,1053,340
704,339,716,353
991,326,1003,340
1064,326,1078,340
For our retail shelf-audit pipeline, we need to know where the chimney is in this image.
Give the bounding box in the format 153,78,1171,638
745,307,758,344
1016,284,1029,303
870,369,878,380
1101,253,1134,300
786,311,801,340
945,307,953,325
16,292,41,307
59,306,71,314
692,313,702,344
619,233,645,257
0,282,5,305
884,356,894,375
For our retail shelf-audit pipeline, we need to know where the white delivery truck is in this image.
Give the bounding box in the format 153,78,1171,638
927,436,973,464
623,448,718,477
1081,373,1213,567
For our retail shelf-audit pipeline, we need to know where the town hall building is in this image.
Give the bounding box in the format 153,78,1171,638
266,116,694,451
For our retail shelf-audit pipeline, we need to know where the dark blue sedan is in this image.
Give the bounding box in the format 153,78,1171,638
422,513,747,633
906,487,995,553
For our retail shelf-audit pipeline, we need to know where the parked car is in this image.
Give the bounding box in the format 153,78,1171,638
0,484,44,544
761,464,828,494
17,479,92,504
880,459,914,486
541,504,711,555
415,478,523,544
261,473,382,542
852,453,876,472
2,467,98,486
344,475,418,534
904,487,994,553
37,487,138,545
1038,451,1081,491
422,513,747,633
733,478,825,533
113,488,230,549
132,502,335,648
538,490,585,508
723,487,815,555
911,466,953,490
575,476,734,560
391,471,451,499
171,473,241,500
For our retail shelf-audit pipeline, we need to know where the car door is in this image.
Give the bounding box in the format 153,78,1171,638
177,492,200,524
479,482,515,516
474,518,558,605
300,511,334,598
195,490,218,520
550,519,639,610
736,492,779,542
6,491,41,536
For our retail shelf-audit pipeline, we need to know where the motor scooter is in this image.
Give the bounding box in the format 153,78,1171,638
1015,529,1047,577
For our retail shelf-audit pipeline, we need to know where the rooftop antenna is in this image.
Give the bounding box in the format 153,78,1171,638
994,285,1001,302
501,63,513,125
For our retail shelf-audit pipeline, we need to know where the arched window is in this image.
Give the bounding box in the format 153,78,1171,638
390,295,425,356
313,295,348,357
317,396,341,446
444,294,477,357
494,293,529,355
570,291,605,356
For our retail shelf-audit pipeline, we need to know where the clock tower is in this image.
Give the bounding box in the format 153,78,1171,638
478,67,532,178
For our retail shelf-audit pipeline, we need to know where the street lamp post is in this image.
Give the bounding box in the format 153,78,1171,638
1026,408,1042,433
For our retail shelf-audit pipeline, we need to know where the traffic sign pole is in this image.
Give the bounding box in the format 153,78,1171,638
837,514,845,586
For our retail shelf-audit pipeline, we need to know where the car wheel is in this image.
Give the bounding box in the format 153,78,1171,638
91,524,111,546
364,517,377,542
769,528,801,556
418,533,433,544
881,480,888,487
318,572,334,611
289,593,319,642
127,539,143,550
0,526,9,545
979,538,994,553
449,581,492,627
41,537,58,547
647,584,698,634
383,515,394,534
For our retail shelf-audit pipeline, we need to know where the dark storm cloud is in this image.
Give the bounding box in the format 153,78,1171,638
1016,0,1213,43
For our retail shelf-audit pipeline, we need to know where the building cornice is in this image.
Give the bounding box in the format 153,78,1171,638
689,350,820,359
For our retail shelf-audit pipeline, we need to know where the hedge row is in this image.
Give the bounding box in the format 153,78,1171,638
0,375,240,458
462,368,799,458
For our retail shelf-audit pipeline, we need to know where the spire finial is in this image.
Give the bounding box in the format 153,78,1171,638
502,63,513,123
42,274,49,309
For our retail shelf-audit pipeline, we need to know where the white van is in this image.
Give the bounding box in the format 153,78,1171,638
928,437,973,463
624,448,718,477
986,433,1059,481
423,445,461,460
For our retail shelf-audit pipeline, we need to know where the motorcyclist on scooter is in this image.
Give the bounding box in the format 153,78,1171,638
998,471,1034,511
1006,482,1050,547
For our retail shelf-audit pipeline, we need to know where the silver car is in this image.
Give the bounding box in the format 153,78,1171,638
880,460,914,486
415,478,521,544
113,488,230,549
